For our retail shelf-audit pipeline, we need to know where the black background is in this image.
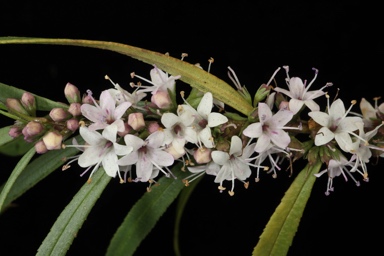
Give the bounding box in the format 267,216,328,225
0,1,383,256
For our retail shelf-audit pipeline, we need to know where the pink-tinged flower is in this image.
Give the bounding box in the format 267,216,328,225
211,136,259,196
308,98,362,152
242,102,294,153
346,121,384,181
133,65,181,95
42,131,63,150
314,155,361,196
77,120,133,181
105,75,146,107
118,131,174,182
179,92,228,148
81,89,131,131
273,66,332,114
161,105,198,156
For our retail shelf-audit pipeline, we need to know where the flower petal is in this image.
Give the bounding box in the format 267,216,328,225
197,92,213,119
308,111,330,127
212,151,229,165
314,127,334,145
207,112,228,127
243,122,263,138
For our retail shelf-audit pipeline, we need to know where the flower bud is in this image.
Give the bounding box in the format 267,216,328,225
151,91,172,109
117,122,131,137
6,98,29,116
193,147,212,164
8,126,22,138
64,83,81,103
68,102,82,116
66,118,80,132
21,92,36,116
128,112,145,131
34,140,48,154
148,121,160,133
253,84,271,107
42,131,63,150
165,144,185,160
49,108,70,122
22,121,44,142
279,101,290,110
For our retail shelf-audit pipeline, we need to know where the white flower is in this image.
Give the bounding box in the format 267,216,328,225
273,66,332,114
133,65,180,95
81,89,131,131
118,131,174,182
180,92,228,148
308,98,362,152
211,135,257,196
105,75,146,107
242,102,294,152
314,155,360,196
346,121,384,181
77,120,133,181
161,105,198,156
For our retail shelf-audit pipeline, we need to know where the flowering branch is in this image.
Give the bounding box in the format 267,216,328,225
1,37,384,255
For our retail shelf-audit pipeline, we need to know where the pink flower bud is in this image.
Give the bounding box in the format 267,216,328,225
151,91,172,109
49,108,70,122
6,98,29,116
128,112,145,131
68,103,82,116
8,126,22,138
21,92,36,116
42,131,63,150
148,121,160,133
35,140,48,154
22,121,44,142
64,83,81,103
66,118,79,132
82,94,94,104
193,147,212,164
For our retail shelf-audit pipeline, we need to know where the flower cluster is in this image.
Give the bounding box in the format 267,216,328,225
5,61,384,196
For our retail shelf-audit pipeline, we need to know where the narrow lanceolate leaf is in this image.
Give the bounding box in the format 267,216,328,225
0,146,35,212
0,82,69,111
0,37,254,116
0,126,14,147
106,164,189,256
253,161,322,256
0,132,33,156
37,168,111,256
0,135,82,211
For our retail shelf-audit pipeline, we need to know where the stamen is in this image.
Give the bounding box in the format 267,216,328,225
208,57,214,73
227,66,243,91
266,67,281,87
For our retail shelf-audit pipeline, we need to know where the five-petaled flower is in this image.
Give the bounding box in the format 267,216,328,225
242,102,294,153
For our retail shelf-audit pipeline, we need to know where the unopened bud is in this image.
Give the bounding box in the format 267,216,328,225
6,98,29,116
68,102,82,116
49,108,70,122
8,126,22,138
165,144,185,160
117,122,131,137
128,112,145,131
151,91,172,109
64,83,81,103
22,121,44,142
193,147,212,164
148,121,160,133
35,140,48,154
42,131,63,150
21,92,36,116
66,118,80,132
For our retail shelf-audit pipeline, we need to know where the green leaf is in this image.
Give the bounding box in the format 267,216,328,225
0,146,36,212
106,163,189,256
36,168,111,256
0,132,33,156
252,161,322,256
0,126,14,147
0,81,69,111
173,175,203,256
0,37,254,116
0,135,81,211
